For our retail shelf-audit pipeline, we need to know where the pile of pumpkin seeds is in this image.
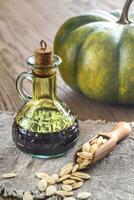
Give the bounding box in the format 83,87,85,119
76,136,108,169
23,135,107,199
2,135,108,199
34,163,91,199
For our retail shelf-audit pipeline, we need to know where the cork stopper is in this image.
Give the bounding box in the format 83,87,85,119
34,40,53,65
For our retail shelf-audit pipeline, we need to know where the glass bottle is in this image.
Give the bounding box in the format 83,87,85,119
12,40,79,158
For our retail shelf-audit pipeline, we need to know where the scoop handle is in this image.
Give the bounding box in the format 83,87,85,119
105,122,131,143
92,122,131,164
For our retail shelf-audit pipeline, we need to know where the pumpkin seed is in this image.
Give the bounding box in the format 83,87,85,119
57,174,70,183
102,139,108,144
76,157,84,163
59,164,73,177
46,185,57,196
62,184,72,191
72,172,90,180
37,179,47,192
51,174,59,182
36,172,49,179
63,179,76,185
45,176,56,185
79,159,92,169
90,138,97,145
77,152,93,160
83,159,92,165
82,142,90,152
70,176,83,182
77,192,91,199
2,173,17,179
56,190,74,197
90,144,98,154
61,163,74,171
78,163,87,170
96,139,103,147
72,181,83,190
72,164,79,173
23,191,33,200
97,136,103,142
71,182,78,187
64,197,76,200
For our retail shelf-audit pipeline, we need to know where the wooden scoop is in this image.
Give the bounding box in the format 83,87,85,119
75,122,132,166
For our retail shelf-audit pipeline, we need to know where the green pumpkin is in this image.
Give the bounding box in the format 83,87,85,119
54,0,134,104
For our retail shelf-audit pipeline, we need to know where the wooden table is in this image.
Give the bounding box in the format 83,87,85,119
0,0,134,199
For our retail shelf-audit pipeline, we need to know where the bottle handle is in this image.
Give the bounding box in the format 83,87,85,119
16,72,32,102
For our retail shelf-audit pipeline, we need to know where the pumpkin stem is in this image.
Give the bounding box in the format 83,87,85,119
117,0,133,24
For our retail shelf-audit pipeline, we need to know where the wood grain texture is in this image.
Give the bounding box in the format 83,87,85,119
0,0,134,199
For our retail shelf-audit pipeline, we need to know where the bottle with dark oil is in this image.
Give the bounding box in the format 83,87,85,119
12,40,79,158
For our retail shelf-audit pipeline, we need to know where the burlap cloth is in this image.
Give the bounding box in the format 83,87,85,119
0,111,134,200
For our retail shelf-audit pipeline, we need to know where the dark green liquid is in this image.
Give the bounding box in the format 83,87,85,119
12,120,79,158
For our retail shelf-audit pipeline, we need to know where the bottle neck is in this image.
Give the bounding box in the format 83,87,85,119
32,71,56,101
26,54,62,102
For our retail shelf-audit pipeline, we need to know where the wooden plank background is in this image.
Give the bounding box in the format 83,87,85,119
0,0,134,199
